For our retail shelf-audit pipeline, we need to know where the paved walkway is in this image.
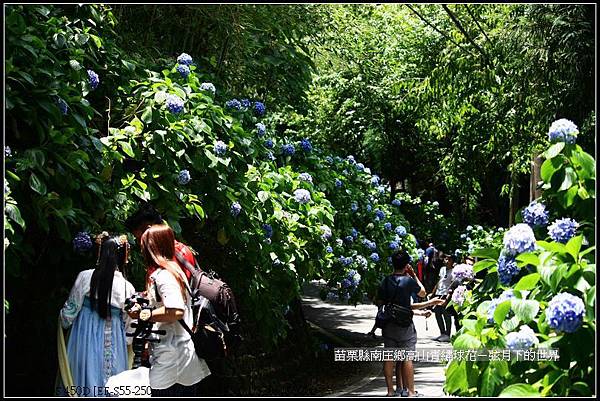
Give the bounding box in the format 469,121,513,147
301,281,449,397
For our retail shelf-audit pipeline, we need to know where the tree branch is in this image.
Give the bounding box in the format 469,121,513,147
442,4,490,66
464,4,494,47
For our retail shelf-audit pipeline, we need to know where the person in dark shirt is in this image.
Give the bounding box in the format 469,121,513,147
376,250,442,397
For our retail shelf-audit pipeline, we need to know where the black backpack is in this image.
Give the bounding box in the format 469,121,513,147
174,251,242,361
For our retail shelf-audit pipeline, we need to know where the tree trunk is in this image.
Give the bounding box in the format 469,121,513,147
529,153,543,202
509,171,520,227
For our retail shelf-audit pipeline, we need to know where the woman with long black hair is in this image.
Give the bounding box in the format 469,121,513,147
59,232,135,396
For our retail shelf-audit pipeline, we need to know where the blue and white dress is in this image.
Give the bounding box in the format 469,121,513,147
59,269,136,396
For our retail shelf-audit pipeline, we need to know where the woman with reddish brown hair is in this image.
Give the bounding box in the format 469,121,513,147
128,224,210,396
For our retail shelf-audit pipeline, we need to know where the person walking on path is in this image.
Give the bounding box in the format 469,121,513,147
429,253,459,342
376,250,444,397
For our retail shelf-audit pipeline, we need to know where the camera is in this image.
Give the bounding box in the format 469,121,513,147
125,294,165,368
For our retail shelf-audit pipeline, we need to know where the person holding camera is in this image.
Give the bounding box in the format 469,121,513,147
127,224,210,397
376,250,444,397
59,233,136,395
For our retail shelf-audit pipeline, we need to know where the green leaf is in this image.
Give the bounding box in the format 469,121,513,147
565,235,583,260
89,34,102,48
570,382,591,396
564,185,578,207
471,247,500,260
515,252,539,268
5,204,26,230
514,273,541,291
571,149,595,180
73,113,87,128
480,364,501,397
75,33,89,45
258,191,270,202
511,298,539,323
119,141,134,158
445,360,469,393
499,383,540,397
69,59,82,71
493,300,511,325
473,259,497,273
558,166,577,191
544,142,565,159
536,241,566,254
577,186,590,200
141,106,153,124
29,172,47,195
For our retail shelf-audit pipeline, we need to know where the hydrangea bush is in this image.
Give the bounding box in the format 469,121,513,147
444,120,595,397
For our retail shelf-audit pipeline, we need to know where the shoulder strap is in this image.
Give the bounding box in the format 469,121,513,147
385,275,402,306
175,249,198,273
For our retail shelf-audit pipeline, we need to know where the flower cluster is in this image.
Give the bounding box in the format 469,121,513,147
345,236,354,244
451,285,467,306
362,239,377,251
177,53,193,65
87,70,99,90
389,241,399,250
546,292,585,333
57,97,68,115
346,269,361,287
177,169,191,185
5,146,11,158
392,199,401,207
256,123,266,137
351,202,358,212
384,222,392,231
214,140,227,156
356,255,368,269
339,256,353,266
347,155,356,165
370,253,380,262
320,225,332,240
73,232,93,253
230,202,242,217
176,64,190,79
299,173,313,183
264,139,274,149
262,224,273,239
548,118,578,144
522,201,549,228
241,99,251,108
487,290,515,323
395,226,407,236
505,325,539,349
356,163,365,171
371,175,380,186
374,209,385,220
225,99,242,110
326,246,333,253
497,253,519,285
336,239,344,248
293,189,311,204
547,218,579,244
282,144,296,156
253,101,266,116
503,223,536,256
166,94,184,114
200,82,216,95
300,139,312,152
335,179,343,188
452,263,474,282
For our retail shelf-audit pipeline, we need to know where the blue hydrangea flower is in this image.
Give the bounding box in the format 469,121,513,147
522,201,549,228
451,285,467,306
293,189,311,204
335,179,343,188
432,201,439,207
371,175,380,186
87,70,99,90
345,236,354,244
387,257,393,265
505,325,539,349
241,99,251,108
177,53,193,65
546,292,585,333
299,173,313,183
467,225,473,231
166,94,184,114
351,228,358,239
264,139,274,149
356,256,368,269
320,225,332,240
56,97,68,115
351,202,358,213
378,186,386,195
389,241,399,250
214,140,227,156
326,291,340,302
256,123,266,137
336,239,344,248
178,169,191,185
350,272,361,286
200,82,216,95
5,146,12,158
266,151,276,161
225,99,242,110
340,256,353,266
548,119,578,144
73,232,93,253
341,278,352,289
487,290,515,323
503,223,537,256
263,224,273,239
375,209,385,219
347,155,356,165
230,202,242,217
370,253,380,262
356,163,365,171
384,222,392,231
326,246,333,253
451,263,474,282
366,204,372,212
460,233,467,239
253,101,266,116
176,64,190,78
300,139,312,152
282,144,296,156
325,156,334,164
498,253,520,285
548,218,579,244
395,226,407,237
392,199,401,207
364,167,371,175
